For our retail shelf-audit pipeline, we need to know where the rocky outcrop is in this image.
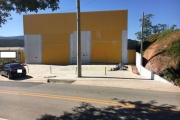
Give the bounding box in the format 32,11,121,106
143,30,180,75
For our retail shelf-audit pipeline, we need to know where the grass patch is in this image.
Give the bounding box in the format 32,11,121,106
166,37,180,60
158,29,176,41
146,33,160,42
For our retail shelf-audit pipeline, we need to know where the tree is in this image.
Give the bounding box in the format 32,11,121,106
135,14,177,40
152,25,159,34
0,0,60,27
135,14,154,40
170,24,177,30
157,24,167,32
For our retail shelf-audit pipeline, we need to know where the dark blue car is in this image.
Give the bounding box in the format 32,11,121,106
0,63,26,79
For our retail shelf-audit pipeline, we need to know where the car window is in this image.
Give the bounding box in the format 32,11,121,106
4,66,8,69
10,64,22,68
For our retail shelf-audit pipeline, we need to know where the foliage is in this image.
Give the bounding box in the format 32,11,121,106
0,0,60,27
161,67,180,86
135,14,177,40
166,37,180,60
158,29,174,41
0,59,17,65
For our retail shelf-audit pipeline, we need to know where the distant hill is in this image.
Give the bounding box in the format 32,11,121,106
128,39,138,50
0,35,24,40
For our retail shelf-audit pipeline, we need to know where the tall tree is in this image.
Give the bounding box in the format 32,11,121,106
135,14,154,40
135,14,177,40
0,0,60,27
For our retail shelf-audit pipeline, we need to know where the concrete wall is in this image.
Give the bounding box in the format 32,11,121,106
136,52,172,84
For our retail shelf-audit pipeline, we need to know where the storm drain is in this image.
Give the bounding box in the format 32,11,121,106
47,79,75,84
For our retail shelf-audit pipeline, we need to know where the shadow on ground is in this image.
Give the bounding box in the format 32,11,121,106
37,100,180,120
9,75,33,81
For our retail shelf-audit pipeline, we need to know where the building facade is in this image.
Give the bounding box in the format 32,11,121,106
23,10,132,65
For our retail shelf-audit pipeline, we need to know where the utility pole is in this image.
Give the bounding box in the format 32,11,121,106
140,12,144,67
77,0,82,77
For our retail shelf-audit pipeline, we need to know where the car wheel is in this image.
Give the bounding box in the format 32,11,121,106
7,74,11,79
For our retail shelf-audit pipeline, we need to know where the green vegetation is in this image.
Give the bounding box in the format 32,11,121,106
158,29,175,41
0,0,59,27
0,59,18,65
135,14,177,40
136,29,180,87
166,37,180,60
136,30,179,52
161,67,180,87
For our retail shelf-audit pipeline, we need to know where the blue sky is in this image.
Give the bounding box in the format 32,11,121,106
0,0,179,40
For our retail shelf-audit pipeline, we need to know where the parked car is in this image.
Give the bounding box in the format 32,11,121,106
0,63,26,79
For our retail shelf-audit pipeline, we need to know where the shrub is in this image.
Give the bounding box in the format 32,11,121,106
166,37,180,60
162,67,180,86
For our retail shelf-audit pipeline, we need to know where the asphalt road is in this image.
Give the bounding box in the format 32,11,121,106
0,81,180,120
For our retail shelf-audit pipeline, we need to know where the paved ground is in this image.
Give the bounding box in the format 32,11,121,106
0,64,180,93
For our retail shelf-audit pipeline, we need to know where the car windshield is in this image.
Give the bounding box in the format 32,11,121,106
10,64,22,68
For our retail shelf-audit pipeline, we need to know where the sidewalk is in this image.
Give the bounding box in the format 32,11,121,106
0,64,179,93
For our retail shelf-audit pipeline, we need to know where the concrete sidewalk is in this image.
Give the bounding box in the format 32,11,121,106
0,64,179,93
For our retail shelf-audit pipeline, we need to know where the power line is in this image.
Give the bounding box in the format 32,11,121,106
81,0,96,7
60,0,96,13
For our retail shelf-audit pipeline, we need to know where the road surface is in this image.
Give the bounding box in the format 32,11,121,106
0,81,180,120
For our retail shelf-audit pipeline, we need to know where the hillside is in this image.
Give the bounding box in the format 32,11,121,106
142,29,180,86
0,39,24,47
0,35,24,40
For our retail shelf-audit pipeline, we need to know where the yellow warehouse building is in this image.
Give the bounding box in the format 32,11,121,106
23,10,135,65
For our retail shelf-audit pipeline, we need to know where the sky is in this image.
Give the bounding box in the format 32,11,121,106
0,0,179,40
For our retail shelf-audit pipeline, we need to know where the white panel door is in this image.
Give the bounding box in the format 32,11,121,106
70,31,91,64
122,30,128,64
25,35,42,64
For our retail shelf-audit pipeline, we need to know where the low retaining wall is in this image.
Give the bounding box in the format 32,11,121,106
136,52,172,85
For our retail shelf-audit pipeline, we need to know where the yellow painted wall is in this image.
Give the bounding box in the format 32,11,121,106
23,10,127,64
21,51,25,63
42,34,70,64
24,10,127,34
128,50,136,64
42,44,69,64
91,41,122,63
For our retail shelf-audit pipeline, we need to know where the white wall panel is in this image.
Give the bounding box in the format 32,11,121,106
122,30,128,64
70,31,91,64
25,34,42,64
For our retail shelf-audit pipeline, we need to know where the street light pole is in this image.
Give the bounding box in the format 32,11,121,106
77,0,82,77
